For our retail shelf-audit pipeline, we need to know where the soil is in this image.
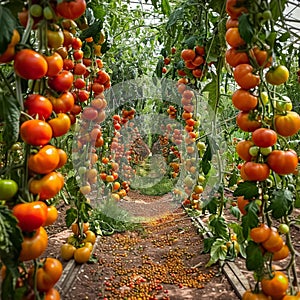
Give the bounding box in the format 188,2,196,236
43,190,300,300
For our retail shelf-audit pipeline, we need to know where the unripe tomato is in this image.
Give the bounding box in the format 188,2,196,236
20,120,53,146
0,179,18,200
45,288,60,300
60,243,76,261
47,28,64,50
74,246,91,264
242,290,271,300
83,230,96,244
272,244,289,261
266,66,289,85
0,29,20,63
14,49,48,80
12,201,48,232
275,111,300,137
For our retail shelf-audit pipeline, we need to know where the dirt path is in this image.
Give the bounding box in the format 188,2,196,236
59,192,239,300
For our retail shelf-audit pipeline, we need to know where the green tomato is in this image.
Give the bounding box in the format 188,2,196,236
43,6,54,20
197,141,206,151
0,179,18,200
262,10,272,20
266,65,289,85
260,146,273,156
30,4,43,17
249,146,259,157
278,224,289,234
275,96,293,112
260,91,269,105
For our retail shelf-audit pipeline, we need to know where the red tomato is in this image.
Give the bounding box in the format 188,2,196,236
225,48,249,68
48,113,71,137
14,49,48,80
19,227,48,261
267,149,298,175
236,140,254,161
56,148,68,169
48,91,74,113
236,111,261,132
226,0,248,19
20,120,53,146
28,145,60,174
252,128,277,147
48,70,74,92
56,0,86,20
13,201,48,232
232,89,258,111
24,94,53,120
240,162,270,181
45,288,60,300
234,64,260,90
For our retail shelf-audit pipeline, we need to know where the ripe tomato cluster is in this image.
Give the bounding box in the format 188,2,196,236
226,0,300,298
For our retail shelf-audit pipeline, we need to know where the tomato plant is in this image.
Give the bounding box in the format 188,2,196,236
48,91,74,114
266,66,289,85
73,246,91,264
24,94,53,120
56,0,86,20
48,70,74,92
252,128,277,148
48,113,71,137
274,111,300,137
233,64,260,90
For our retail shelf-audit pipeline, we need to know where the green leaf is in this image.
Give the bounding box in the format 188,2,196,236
278,32,290,42
202,196,218,214
241,201,259,238
0,6,16,54
270,0,287,21
206,238,227,267
203,237,216,254
151,0,159,9
0,205,23,299
154,58,164,78
245,241,264,271
65,207,78,228
230,205,241,220
184,36,197,49
202,79,217,108
233,181,259,199
161,0,170,16
228,168,238,188
0,94,20,150
80,19,103,41
268,189,293,219
210,216,229,239
238,14,254,43
166,7,184,30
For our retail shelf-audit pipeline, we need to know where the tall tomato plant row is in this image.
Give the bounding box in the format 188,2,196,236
224,0,300,298
0,0,114,298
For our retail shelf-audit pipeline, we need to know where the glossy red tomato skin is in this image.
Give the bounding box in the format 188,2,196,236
48,70,74,92
241,162,270,181
252,128,277,148
14,49,48,80
12,201,48,232
20,120,53,146
56,0,86,20
24,94,53,120
267,149,298,175
234,64,260,90
236,111,261,132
